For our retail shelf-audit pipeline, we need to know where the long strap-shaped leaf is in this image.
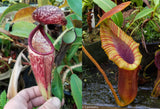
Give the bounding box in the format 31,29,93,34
7,49,29,99
82,45,128,106
96,1,131,27
93,0,124,27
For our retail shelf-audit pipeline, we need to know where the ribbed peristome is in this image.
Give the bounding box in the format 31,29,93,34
100,20,142,70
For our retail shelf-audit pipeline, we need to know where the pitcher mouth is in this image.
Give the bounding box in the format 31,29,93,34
100,20,142,70
28,24,54,55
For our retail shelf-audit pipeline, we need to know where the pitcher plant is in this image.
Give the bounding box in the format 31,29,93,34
83,1,142,106
28,5,67,100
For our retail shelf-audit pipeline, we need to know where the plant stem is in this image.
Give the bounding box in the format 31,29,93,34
143,59,155,79
64,65,74,74
0,28,27,48
130,22,141,36
0,56,30,65
125,21,134,32
153,20,160,32
62,63,82,83
53,28,70,46
0,28,19,40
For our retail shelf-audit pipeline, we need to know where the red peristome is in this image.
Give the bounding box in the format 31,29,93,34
32,5,67,25
28,24,54,55
100,20,142,70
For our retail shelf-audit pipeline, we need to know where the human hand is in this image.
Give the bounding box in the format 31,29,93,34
4,86,63,109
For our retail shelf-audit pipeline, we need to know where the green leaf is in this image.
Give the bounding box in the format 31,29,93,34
153,0,160,11
96,1,130,27
65,14,82,37
0,3,30,23
57,65,65,73
70,74,82,109
73,36,82,45
67,45,80,62
62,29,76,44
131,0,143,6
134,8,154,21
4,23,11,31
54,41,61,50
74,28,82,37
93,0,123,27
66,36,81,62
51,69,64,101
0,90,7,109
10,21,36,38
67,0,82,17
72,55,79,64
46,33,54,43
73,65,82,72
154,0,160,7
0,33,13,41
155,12,160,22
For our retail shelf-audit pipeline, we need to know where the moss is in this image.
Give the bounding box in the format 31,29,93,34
132,20,160,43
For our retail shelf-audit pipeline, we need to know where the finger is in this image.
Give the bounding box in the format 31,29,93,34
28,96,46,108
4,86,45,109
62,98,65,106
18,86,42,102
38,97,61,109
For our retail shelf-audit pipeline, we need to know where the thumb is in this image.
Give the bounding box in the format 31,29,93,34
39,97,61,109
